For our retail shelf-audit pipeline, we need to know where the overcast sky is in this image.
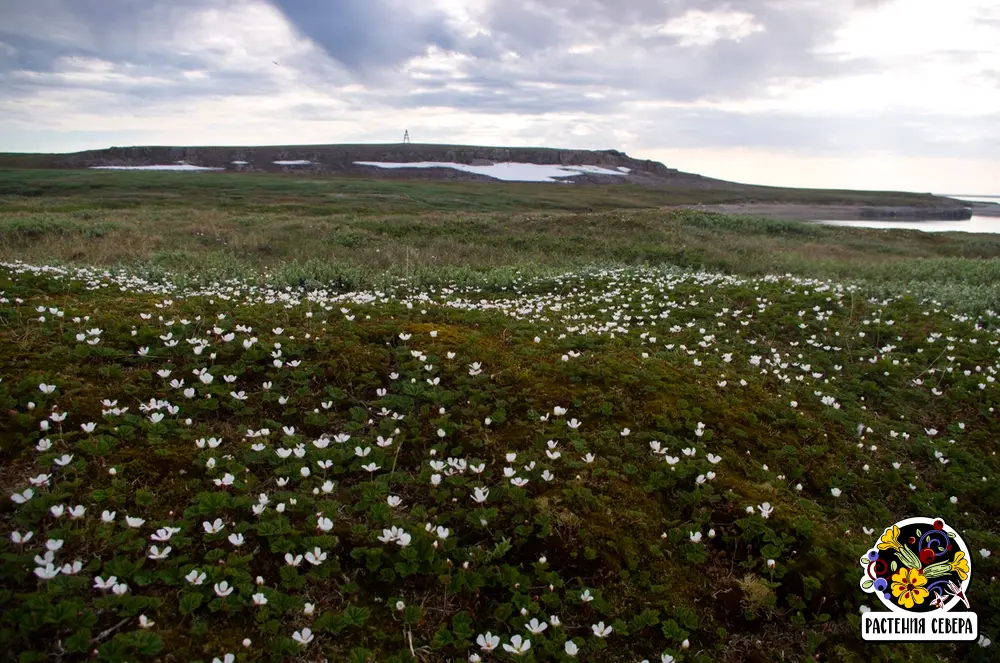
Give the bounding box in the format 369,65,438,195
1,0,998,192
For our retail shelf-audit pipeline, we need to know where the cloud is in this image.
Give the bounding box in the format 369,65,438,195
268,0,459,76
0,0,997,193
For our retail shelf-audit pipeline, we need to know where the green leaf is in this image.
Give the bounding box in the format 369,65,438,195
349,648,373,663
343,605,370,627
128,631,164,656
65,628,92,654
862,580,874,590
431,625,454,648
179,592,203,614
451,611,475,641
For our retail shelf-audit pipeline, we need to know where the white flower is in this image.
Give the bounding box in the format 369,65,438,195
707,453,722,464
94,575,117,590
689,531,703,543
50,504,65,518
580,589,594,603
112,582,129,595
10,531,33,544
214,473,235,487
185,569,207,585
980,549,992,558
758,502,774,519
305,547,327,565
81,422,96,433
214,581,234,597
126,516,145,528
203,518,225,534
292,628,314,646
138,614,155,629
472,487,489,503
978,635,992,648
284,553,303,567
564,640,579,656
252,593,268,606
591,622,613,638
148,545,171,560
767,559,776,569
830,487,842,498
387,495,402,507
502,634,531,655
34,564,60,580
228,533,245,547
10,488,34,504
525,618,548,634
38,383,56,394
477,632,500,652
661,655,676,663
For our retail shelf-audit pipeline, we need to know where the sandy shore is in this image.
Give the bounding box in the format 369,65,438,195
681,202,1000,221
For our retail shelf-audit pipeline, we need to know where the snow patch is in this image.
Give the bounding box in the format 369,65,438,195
617,166,631,173
273,160,312,166
89,163,223,172
231,160,249,165
353,161,628,183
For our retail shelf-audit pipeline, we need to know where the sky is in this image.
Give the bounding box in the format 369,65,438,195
0,0,998,193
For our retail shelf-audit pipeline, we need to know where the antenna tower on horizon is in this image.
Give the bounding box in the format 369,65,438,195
403,129,410,144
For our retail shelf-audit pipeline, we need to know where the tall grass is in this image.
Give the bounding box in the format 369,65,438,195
2,168,999,310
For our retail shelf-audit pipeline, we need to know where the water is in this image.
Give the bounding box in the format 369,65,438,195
816,195,1000,234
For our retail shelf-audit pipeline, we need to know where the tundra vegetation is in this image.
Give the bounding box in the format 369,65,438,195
0,169,997,662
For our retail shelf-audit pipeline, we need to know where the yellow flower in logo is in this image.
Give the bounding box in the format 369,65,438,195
949,551,969,581
878,526,902,551
891,567,929,609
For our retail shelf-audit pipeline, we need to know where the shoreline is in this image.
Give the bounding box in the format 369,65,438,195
681,202,1000,221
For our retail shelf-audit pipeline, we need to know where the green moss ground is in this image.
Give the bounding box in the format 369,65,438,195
0,171,998,662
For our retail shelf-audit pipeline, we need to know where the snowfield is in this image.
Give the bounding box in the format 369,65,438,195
353,161,629,182
89,163,223,172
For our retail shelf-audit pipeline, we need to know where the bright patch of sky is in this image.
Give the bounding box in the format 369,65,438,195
651,10,765,47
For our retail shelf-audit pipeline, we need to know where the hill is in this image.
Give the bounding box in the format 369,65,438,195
0,143,974,219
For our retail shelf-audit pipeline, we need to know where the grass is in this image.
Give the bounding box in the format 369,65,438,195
0,169,998,662
2,169,999,310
